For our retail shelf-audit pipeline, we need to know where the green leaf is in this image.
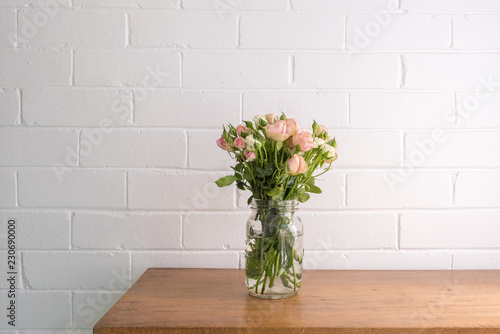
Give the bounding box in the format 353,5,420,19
247,195,254,205
298,192,310,203
306,178,315,186
215,175,238,187
236,181,246,190
255,168,266,179
243,169,253,181
234,163,243,172
267,187,283,197
306,184,322,194
244,120,254,128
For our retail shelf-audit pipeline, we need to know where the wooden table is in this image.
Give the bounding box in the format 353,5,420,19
94,269,500,334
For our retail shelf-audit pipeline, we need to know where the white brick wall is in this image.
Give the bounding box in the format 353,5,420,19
1,0,499,331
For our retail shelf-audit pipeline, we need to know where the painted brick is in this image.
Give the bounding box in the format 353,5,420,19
405,131,500,167
132,252,239,281
130,11,237,48
16,292,71,329
243,91,348,128
295,54,399,89
401,212,500,248
454,16,500,50
0,49,70,87
0,89,18,125
183,52,289,88
240,13,343,49
128,172,235,210
18,170,126,208
0,171,16,208
303,213,397,250
0,128,79,166
74,50,180,87
183,213,246,250
182,0,287,10
0,9,15,47
23,252,131,289
0,212,69,249
73,292,123,329
292,0,398,12
347,172,452,208
350,92,454,128
334,130,403,167
18,9,125,47
304,251,452,269
79,130,186,168
453,253,500,269
346,14,449,50
455,172,500,207
73,0,179,8
134,90,240,127
0,0,70,6
401,0,500,12
455,92,500,128
188,130,234,170
72,213,181,249
403,55,500,89
23,88,131,126
299,171,345,210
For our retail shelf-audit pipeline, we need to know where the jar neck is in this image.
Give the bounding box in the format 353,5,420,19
250,199,298,211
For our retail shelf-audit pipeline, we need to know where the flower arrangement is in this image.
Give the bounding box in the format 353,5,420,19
215,113,338,298
215,113,337,203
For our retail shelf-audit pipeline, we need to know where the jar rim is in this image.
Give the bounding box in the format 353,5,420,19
250,199,298,208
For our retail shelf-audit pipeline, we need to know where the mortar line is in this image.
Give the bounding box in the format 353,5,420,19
397,213,401,249
14,171,19,207
18,88,23,125
125,172,129,208
240,92,244,123
125,13,130,47
449,17,454,49
70,50,75,86
347,93,351,126
343,173,348,207
236,15,241,48
179,52,184,88
129,90,135,125
14,9,18,47
184,131,189,168
69,212,74,249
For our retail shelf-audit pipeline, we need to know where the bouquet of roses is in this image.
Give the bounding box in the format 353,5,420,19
215,113,337,201
215,112,337,298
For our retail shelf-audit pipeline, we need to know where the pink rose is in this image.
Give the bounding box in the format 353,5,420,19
236,125,247,136
265,113,278,124
244,150,257,161
290,131,317,152
287,154,308,175
285,118,301,136
315,125,328,136
216,136,232,151
267,118,302,142
266,120,289,142
233,137,247,150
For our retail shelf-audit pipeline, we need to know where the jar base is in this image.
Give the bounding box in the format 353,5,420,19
248,290,298,300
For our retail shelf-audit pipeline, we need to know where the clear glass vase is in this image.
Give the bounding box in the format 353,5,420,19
245,199,303,299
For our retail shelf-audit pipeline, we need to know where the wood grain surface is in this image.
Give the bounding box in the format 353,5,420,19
94,269,500,334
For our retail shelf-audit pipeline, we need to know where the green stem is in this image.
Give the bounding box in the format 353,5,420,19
254,268,265,294
261,271,268,294
292,258,297,292
269,252,280,288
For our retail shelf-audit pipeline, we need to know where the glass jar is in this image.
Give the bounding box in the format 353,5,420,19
245,199,303,299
